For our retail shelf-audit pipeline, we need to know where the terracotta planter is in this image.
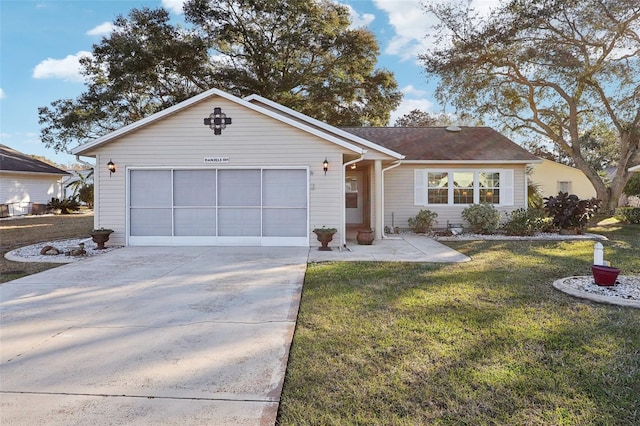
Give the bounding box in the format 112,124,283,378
90,230,114,250
356,229,374,245
591,265,620,286
313,229,336,251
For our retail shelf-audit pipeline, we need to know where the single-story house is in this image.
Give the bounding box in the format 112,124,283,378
0,144,69,217
71,88,540,248
529,159,597,200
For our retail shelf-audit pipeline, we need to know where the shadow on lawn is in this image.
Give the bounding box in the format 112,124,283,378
282,225,640,424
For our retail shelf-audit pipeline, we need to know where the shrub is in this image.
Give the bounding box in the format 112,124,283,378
47,197,80,214
407,209,438,233
461,203,501,234
623,173,640,196
502,208,546,236
543,192,600,231
78,184,94,208
615,207,640,224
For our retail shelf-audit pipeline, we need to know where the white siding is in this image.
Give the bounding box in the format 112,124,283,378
384,164,528,230
0,172,63,215
86,96,350,246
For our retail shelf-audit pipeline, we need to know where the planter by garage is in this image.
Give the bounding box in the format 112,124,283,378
591,264,620,286
313,228,337,251
90,229,114,249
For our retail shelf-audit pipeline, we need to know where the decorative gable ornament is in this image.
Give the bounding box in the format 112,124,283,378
203,107,232,135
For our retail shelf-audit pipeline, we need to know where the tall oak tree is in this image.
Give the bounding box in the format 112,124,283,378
420,0,640,210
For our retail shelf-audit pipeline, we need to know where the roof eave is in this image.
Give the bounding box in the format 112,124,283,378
401,159,542,165
244,94,404,159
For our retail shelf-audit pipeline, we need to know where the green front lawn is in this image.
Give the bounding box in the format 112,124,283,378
277,223,640,425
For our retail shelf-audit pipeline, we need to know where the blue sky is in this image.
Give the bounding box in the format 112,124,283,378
0,0,496,166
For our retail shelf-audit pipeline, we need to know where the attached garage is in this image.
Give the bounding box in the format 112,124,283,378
128,168,308,246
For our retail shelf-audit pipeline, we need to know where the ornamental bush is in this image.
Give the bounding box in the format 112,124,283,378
543,192,601,231
615,207,640,224
47,196,81,214
407,209,438,233
502,208,547,236
461,203,501,234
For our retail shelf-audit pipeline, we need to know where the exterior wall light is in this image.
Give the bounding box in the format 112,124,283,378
107,159,116,176
323,158,329,175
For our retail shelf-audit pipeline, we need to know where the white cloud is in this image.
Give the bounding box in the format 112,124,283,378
86,22,115,36
32,51,92,82
373,0,501,61
401,84,427,96
389,97,434,124
0,88,6,99
162,0,186,15
343,4,375,28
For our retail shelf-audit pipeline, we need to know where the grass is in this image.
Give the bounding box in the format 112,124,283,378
277,222,640,425
0,212,94,283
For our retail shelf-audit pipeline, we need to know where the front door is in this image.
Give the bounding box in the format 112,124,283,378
345,170,364,225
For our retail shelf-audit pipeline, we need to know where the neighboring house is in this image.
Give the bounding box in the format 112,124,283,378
529,159,597,200
0,144,69,217
629,165,640,172
71,88,540,248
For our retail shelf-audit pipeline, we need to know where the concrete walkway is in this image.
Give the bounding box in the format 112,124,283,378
1,237,468,425
308,234,471,263
0,246,308,425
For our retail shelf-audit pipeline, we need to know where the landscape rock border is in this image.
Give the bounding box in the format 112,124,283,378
5,238,122,264
553,276,640,309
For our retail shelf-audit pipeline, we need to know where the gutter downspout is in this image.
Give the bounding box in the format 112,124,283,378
341,152,367,249
381,160,403,239
75,155,95,170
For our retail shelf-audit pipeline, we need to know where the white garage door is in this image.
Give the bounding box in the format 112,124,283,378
128,168,308,246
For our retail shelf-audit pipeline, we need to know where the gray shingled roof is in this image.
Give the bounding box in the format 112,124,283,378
0,144,69,175
340,127,540,162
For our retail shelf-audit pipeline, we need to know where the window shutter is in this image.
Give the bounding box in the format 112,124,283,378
500,169,514,206
414,169,426,206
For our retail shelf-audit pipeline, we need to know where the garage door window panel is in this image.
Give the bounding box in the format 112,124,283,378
131,208,172,236
174,208,216,236
219,208,261,236
263,208,307,236
174,170,216,206
218,170,261,206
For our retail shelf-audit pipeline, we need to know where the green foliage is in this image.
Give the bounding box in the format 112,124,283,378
77,184,94,208
39,8,211,153
543,192,601,230
624,173,640,196
461,203,501,234
502,208,547,236
47,197,80,214
420,0,640,211
407,209,438,233
184,0,401,127
614,207,640,224
39,3,402,153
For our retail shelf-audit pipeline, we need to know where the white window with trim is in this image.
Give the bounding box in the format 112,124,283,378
415,169,514,206
557,181,572,193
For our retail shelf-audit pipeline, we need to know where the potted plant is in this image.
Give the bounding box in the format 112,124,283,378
591,264,621,286
356,228,375,245
90,228,114,249
313,227,337,251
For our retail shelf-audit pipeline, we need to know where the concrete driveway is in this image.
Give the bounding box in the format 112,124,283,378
0,246,308,425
